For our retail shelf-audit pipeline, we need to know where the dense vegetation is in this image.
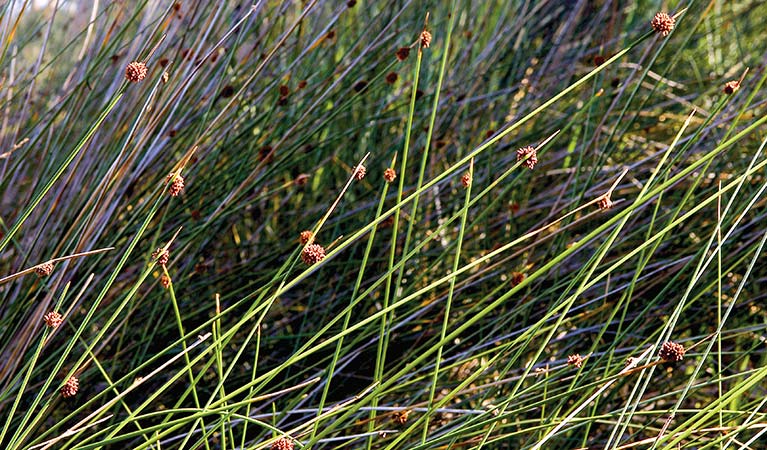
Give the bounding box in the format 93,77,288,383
1,1,766,449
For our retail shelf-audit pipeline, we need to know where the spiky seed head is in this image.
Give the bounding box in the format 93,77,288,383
270,437,294,450
598,195,614,210
152,248,170,266
392,409,410,425
301,244,326,265
567,354,584,368
651,12,675,36
659,341,685,362
396,47,410,61
461,172,471,188
420,30,432,48
384,168,397,183
516,146,538,170
723,80,740,94
125,61,148,82
299,230,313,245
35,262,54,277
160,274,171,289
354,164,366,180
44,311,63,328
167,172,185,196
61,376,79,398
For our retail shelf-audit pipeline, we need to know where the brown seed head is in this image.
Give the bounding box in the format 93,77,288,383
420,30,432,48
659,341,685,362
392,409,411,425
125,61,148,82
461,172,471,188
161,71,169,84
346,0,357,7
651,12,675,36
385,72,398,84
354,164,366,180
167,173,185,196
567,354,584,368
299,230,313,245
279,85,289,96
294,173,310,186
61,376,79,398
511,271,525,287
396,47,410,61
160,274,171,289
152,248,170,266
516,146,538,170
270,437,294,450
598,195,614,210
44,311,63,328
384,168,397,183
35,262,54,277
301,244,326,265
723,80,740,95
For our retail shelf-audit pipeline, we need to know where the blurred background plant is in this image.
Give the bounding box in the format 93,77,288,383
1,1,766,449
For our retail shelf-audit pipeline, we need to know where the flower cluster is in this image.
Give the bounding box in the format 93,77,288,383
61,376,79,398
125,61,148,82
651,12,675,36
44,311,63,328
35,262,54,277
659,341,685,362
301,244,326,265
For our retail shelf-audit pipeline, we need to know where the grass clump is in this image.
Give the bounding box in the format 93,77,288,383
1,1,767,449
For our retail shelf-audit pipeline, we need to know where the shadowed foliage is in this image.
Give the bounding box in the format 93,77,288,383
1,1,766,449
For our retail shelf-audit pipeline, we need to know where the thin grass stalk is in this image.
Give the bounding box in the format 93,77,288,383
307,168,394,447
368,28,425,449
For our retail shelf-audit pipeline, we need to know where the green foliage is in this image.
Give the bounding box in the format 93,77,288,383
1,1,766,449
